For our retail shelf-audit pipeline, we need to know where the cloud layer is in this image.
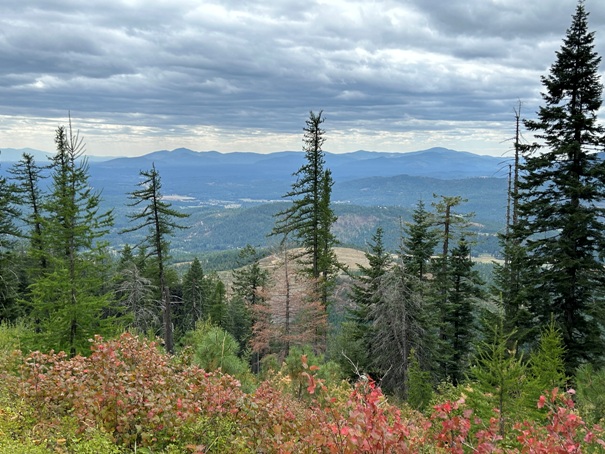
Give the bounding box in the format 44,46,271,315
1,0,604,156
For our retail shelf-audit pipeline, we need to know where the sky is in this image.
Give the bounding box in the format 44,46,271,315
1,0,605,158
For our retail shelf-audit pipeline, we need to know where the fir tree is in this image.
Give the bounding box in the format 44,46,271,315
401,200,438,281
442,237,484,384
515,2,605,370
176,257,207,336
346,227,392,376
468,310,528,437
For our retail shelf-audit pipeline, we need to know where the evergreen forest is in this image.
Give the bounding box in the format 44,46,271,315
1,3,605,452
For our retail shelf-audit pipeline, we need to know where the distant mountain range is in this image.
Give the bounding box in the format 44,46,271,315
1,146,511,257
2,146,510,179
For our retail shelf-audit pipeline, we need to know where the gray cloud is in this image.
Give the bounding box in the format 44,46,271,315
1,0,604,156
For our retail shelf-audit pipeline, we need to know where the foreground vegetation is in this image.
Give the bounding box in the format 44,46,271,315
1,329,604,453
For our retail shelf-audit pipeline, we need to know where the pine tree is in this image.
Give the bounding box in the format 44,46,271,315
28,123,116,356
272,111,340,306
122,164,189,354
514,2,605,370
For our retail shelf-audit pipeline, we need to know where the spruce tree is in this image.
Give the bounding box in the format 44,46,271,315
122,164,189,354
515,2,605,370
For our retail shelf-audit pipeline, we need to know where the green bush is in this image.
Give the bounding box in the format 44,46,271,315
182,320,256,391
575,363,605,425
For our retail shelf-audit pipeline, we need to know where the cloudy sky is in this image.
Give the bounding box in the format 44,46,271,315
1,0,605,157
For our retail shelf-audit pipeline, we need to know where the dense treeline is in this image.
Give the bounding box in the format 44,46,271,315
1,2,605,452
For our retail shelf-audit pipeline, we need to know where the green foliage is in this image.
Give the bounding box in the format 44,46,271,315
575,363,605,425
467,309,529,437
184,320,255,390
122,164,189,354
272,111,341,305
401,200,438,280
527,319,567,399
406,348,433,412
282,345,343,399
345,227,392,378
515,1,605,371
26,124,118,356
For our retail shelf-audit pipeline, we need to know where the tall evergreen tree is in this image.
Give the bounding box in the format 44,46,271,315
122,164,189,354
9,153,48,270
345,227,392,376
401,200,438,281
0,166,22,321
429,195,478,381
176,257,207,336
514,2,605,370
272,111,341,305
442,237,484,384
28,123,116,356
371,262,432,398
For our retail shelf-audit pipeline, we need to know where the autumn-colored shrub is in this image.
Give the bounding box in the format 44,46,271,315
14,333,245,450
3,334,605,453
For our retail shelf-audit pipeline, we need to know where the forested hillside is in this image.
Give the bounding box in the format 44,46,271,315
1,3,605,452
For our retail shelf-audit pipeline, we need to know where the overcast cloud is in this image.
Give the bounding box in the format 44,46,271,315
1,0,604,157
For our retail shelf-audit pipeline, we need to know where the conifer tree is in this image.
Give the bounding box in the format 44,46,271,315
28,123,116,356
514,2,605,370
0,168,22,321
345,227,392,376
272,111,340,305
401,200,438,280
115,260,157,334
8,153,47,270
227,245,269,365
176,257,207,335
122,164,189,354
442,237,484,384
468,310,528,437
371,262,432,398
